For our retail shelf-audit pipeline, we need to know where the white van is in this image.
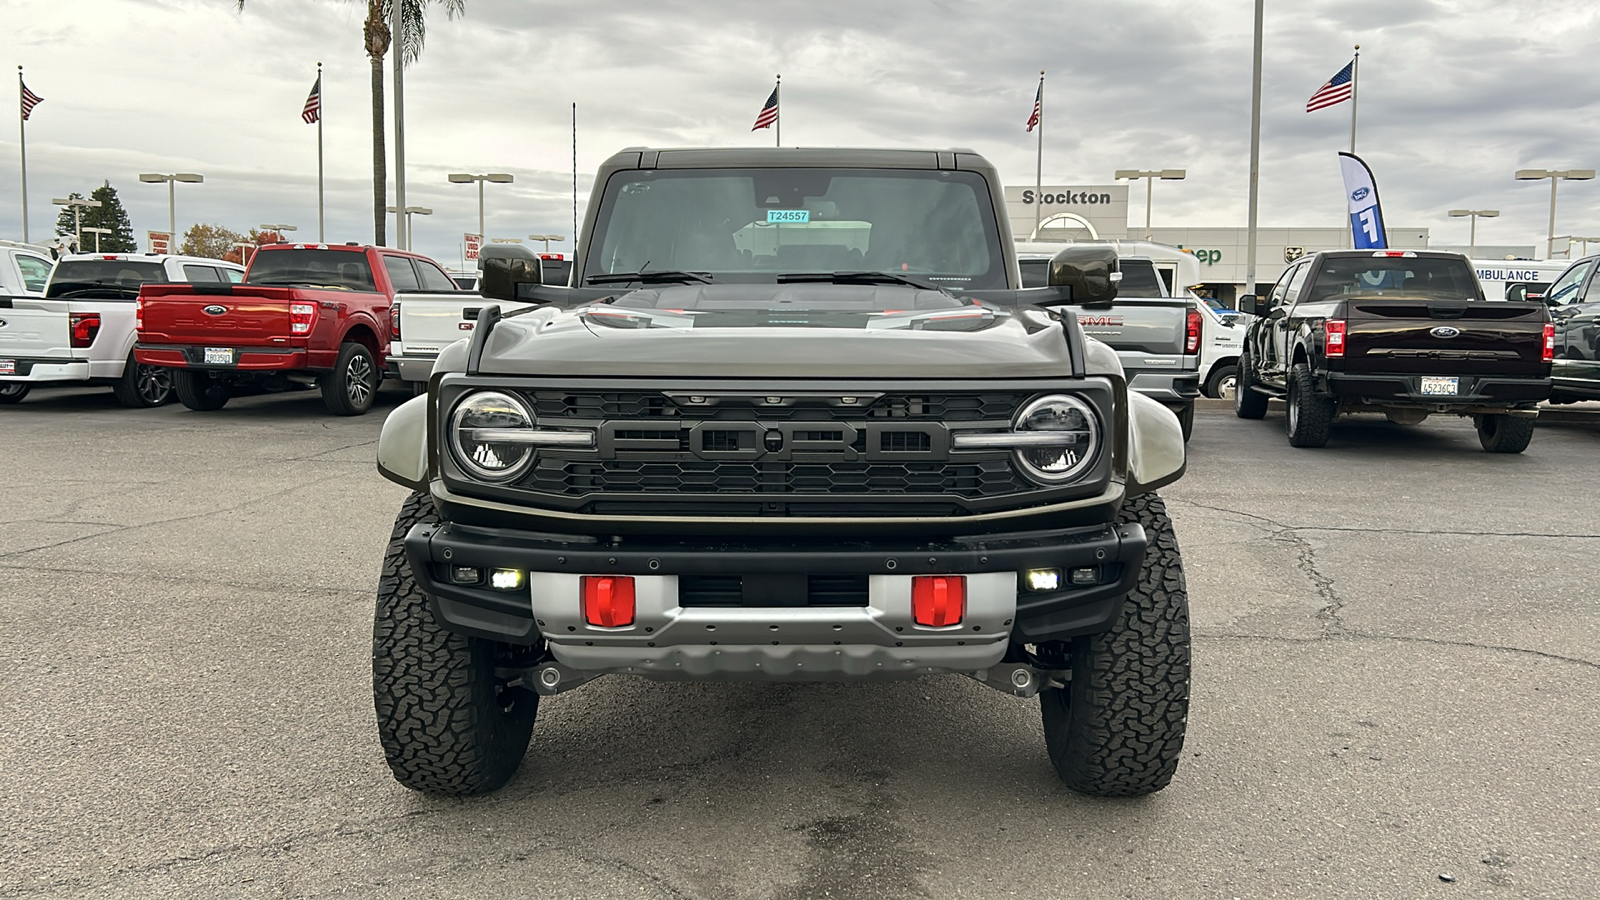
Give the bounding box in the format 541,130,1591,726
1471,259,1568,302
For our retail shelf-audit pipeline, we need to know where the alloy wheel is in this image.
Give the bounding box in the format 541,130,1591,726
346,354,374,406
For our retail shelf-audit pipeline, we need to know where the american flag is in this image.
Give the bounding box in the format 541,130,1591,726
1306,60,1354,112
302,76,321,124
751,86,778,131
20,79,42,121
1025,80,1042,132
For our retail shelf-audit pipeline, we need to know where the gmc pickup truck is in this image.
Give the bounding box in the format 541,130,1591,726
372,146,1191,799
135,243,459,415
1018,241,1202,440
1235,249,1553,452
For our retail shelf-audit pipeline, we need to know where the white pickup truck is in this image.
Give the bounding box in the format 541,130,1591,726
0,253,243,406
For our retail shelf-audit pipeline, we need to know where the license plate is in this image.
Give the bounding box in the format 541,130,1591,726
1420,376,1459,396
0,359,13,375
203,347,235,365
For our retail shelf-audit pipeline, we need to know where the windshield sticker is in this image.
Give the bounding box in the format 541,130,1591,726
766,209,810,224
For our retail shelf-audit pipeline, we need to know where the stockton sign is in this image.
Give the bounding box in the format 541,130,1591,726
1021,189,1114,206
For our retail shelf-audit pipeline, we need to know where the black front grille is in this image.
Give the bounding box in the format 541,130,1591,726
526,390,1024,422
525,457,1026,498
679,574,870,607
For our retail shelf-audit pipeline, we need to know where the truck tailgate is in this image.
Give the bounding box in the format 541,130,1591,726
1072,299,1190,355
397,294,531,356
138,284,300,347
0,297,72,362
1341,299,1549,377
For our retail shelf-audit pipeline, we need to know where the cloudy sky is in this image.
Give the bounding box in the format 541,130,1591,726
5,0,1600,266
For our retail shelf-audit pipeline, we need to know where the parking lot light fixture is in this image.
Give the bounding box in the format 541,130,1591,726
81,226,112,253
232,240,257,267
259,224,297,244
139,172,205,241
1515,169,1595,259
385,206,433,251
448,172,515,241
528,234,566,252
52,196,103,250
1115,168,1187,240
1448,209,1499,258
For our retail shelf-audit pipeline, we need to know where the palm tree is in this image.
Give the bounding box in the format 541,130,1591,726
238,0,465,245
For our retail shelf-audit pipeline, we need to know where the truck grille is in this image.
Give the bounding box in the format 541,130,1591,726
524,457,1026,498
527,390,1024,422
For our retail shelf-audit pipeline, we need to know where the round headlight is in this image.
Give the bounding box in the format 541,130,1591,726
450,391,536,482
1012,394,1099,483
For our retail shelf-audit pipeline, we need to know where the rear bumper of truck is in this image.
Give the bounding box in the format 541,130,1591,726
401,518,1148,678
0,357,91,383
1325,372,1551,408
135,344,320,372
386,353,437,383
1127,370,1201,404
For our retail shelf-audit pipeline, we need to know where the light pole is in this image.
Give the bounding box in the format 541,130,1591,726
448,173,514,240
528,234,566,252
232,240,256,267
259,223,297,244
1447,209,1499,259
51,196,102,251
1515,168,1595,259
385,206,433,250
82,226,112,253
138,172,204,240
1114,168,1186,241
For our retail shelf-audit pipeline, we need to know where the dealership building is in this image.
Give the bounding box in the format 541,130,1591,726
1003,184,1434,303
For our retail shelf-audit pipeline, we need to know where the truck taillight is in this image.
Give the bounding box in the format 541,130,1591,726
290,303,316,335
1325,320,1346,358
135,298,143,331
390,303,402,340
69,312,101,348
1185,309,1202,354
1543,323,1555,362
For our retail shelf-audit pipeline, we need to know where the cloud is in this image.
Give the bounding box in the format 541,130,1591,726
3,0,1600,263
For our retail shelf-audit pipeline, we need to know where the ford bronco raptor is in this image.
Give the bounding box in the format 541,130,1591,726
373,147,1190,797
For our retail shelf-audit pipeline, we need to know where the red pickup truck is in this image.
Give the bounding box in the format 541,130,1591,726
135,243,459,415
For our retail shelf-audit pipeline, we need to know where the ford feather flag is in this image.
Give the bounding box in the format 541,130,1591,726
1338,152,1387,249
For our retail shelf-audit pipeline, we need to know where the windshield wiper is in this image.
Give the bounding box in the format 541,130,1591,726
776,271,945,291
587,270,714,285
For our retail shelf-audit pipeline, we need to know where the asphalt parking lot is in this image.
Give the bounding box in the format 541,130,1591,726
2,388,1597,899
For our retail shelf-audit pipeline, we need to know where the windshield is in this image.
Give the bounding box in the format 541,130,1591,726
245,249,377,292
583,167,1007,289
1305,257,1482,302
46,260,168,298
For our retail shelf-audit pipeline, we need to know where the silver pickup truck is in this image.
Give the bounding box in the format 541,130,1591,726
1018,241,1202,439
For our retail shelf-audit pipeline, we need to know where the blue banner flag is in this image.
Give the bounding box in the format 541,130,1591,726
1338,152,1387,249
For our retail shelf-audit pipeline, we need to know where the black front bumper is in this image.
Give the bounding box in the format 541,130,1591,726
1325,372,1551,406
404,520,1148,646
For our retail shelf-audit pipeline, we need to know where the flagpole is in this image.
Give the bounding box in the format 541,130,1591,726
316,62,325,242
1245,0,1263,301
392,3,407,251
1035,70,1044,238
774,74,781,148
1350,45,1360,154
18,66,29,244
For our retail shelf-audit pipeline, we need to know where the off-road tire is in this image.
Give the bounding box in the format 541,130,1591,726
1040,493,1190,797
373,492,539,795
112,353,174,408
1285,363,1334,448
0,382,29,404
1234,351,1268,419
321,341,379,416
174,368,230,411
1204,363,1238,400
1475,413,1536,454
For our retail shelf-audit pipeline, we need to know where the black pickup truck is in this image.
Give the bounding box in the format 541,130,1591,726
1234,250,1553,452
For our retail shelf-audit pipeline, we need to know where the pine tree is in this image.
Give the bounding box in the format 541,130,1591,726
53,182,137,252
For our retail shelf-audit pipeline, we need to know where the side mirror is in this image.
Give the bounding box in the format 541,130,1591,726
1238,294,1261,316
1047,244,1120,308
479,243,542,302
